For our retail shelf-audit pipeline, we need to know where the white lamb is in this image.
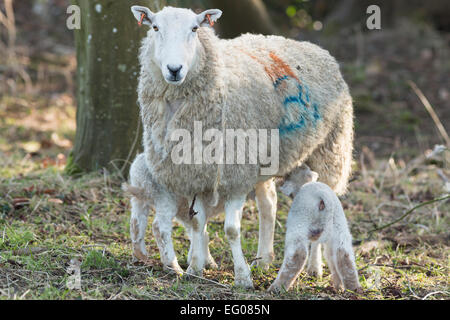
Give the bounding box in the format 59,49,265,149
269,167,361,292
127,5,354,288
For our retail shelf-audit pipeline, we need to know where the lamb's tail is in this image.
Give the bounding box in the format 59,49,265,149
121,183,150,201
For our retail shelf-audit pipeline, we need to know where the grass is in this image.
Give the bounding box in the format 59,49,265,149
0,140,448,300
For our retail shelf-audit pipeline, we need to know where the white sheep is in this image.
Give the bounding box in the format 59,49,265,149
269,171,361,292
128,5,354,288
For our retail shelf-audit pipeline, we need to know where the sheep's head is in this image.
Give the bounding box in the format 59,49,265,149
131,6,222,85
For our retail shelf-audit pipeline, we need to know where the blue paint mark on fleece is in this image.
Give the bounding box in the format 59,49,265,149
283,84,308,107
277,82,321,135
273,75,289,88
279,115,306,135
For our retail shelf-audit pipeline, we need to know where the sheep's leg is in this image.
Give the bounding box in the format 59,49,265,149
268,241,308,292
187,228,217,269
324,243,342,290
180,214,217,270
185,224,194,265
335,246,361,291
224,195,253,288
254,179,277,270
306,242,323,278
152,196,184,275
130,197,150,262
186,197,208,276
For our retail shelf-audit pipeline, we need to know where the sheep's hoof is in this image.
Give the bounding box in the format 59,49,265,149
164,264,184,276
251,253,274,271
354,287,364,294
306,267,323,279
132,247,149,262
267,283,281,293
234,276,254,289
206,260,219,270
185,266,204,278
252,260,271,271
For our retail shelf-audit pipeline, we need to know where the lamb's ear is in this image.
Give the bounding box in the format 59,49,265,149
131,5,154,26
310,170,319,182
197,9,222,27
280,181,296,197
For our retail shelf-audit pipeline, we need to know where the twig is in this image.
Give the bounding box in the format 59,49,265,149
165,266,230,289
11,247,47,256
422,291,448,300
369,195,450,233
436,169,449,183
120,118,141,175
408,81,450,147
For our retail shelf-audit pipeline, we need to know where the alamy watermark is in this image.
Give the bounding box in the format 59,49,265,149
66,5,381,31
366,5,381,30
170,121,280,176
66,5,80,30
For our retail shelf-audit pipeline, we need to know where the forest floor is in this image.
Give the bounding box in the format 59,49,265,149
0,120,448,299
0,4,449,300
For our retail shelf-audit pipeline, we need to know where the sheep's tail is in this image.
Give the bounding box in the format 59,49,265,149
122,183,150,201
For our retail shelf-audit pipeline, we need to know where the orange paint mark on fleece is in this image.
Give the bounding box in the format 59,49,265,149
240,49,300,85
268,52,300,83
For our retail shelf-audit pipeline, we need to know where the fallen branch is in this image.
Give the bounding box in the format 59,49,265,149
369,194,450,233
408,81,450,147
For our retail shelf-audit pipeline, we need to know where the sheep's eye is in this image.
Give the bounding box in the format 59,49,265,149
192,26,199,32
153,26,159,32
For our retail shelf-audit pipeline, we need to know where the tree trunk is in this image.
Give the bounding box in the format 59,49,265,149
66,0,157,175
209,0,277,38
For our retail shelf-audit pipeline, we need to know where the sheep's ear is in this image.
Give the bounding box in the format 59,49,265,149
280,181,296,197
197,9,222,27
131,5,154,26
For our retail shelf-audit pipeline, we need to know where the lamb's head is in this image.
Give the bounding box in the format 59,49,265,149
131,6,222,85
280,165,319,198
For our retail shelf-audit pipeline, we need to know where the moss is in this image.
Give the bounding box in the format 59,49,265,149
64,151,84,177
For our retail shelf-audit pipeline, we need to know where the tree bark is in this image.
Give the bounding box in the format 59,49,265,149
209,0,277,39
67,0,156,175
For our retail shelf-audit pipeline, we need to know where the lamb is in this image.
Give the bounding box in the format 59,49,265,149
127,5,354,288
269,167,361,292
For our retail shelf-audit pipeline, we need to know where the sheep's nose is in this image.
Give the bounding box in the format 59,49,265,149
167,65,182,77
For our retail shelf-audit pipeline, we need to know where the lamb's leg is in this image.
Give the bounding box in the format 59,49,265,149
306,242,323,278
324,243,342,290
130,197,150,262
224,195,253,288
186,197,208,276
128,153,151,262
268,241,308,292
335,246,361,291
152,195,184,275
254,179,277,270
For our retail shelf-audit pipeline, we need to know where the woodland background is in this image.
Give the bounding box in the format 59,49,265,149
0,0,448,300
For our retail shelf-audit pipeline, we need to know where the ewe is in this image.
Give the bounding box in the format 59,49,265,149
269,167,361,292
127,5,354,288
